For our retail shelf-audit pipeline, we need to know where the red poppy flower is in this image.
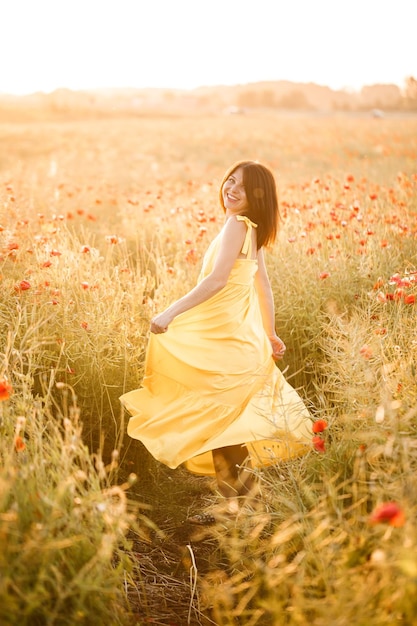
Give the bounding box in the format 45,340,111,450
319,272,330,280
0,380,13,401
312,419,328,433
312,436,326,453
14,436,26,452
389,273,401,284
373,278,384,290
369,502,405,527
404,294,415,305
359,344,373,360
185,249,198,264
15,280,31,291
105,235,122,244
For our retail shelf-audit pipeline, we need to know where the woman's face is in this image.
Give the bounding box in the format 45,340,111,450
222,167,248,215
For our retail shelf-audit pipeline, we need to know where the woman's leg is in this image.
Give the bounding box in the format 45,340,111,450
212,444,257,498
187,445,259,524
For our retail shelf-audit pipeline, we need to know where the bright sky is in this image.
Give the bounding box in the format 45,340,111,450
2,0,416,95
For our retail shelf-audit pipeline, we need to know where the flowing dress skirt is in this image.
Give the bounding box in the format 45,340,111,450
120,220,312,475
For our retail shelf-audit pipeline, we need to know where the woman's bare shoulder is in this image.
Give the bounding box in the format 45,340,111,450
221,215,247,239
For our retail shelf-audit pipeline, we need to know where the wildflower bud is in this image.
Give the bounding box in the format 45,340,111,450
127,473,137,485
370,549,386,564
375,405,385,423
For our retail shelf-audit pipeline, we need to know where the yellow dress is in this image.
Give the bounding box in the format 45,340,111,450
120,216,312,476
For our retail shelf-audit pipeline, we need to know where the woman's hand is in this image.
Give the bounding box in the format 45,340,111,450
269,334,286,360
150,310,174,334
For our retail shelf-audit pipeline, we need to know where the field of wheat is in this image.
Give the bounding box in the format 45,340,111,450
1,111,416,625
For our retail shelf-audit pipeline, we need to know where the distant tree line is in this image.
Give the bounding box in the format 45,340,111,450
235,77,417,111
1,77,417,122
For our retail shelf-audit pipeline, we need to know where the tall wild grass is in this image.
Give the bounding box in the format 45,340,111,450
0,112,416,624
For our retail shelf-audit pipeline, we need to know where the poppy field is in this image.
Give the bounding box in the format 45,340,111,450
0,111,417,625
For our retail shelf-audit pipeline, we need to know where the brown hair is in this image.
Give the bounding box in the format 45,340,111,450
219,160,280,249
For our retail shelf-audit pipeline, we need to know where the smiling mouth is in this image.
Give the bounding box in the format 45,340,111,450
227,193,239,202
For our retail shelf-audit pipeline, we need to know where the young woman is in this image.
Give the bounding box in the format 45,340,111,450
120,161,312,518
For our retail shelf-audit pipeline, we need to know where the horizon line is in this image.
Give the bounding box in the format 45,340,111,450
0,77,409,98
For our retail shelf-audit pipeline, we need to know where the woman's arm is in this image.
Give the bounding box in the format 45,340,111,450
254,248,286,360
151,216,247,333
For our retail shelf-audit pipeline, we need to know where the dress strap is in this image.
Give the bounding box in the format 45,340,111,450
236,215,258,258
